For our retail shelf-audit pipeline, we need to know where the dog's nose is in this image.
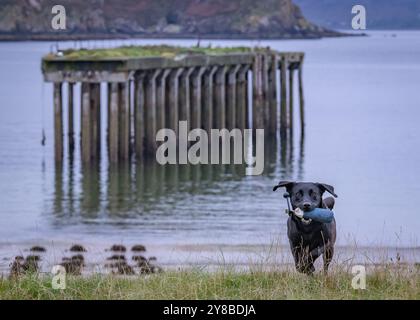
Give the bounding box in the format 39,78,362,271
303,203,311,210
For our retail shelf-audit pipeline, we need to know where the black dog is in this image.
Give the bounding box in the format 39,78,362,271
273,181,337,274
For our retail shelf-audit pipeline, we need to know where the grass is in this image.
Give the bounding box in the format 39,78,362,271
44,45,256,60
1,266,418,300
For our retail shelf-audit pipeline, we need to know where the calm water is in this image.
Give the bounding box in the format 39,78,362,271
0,31,419,269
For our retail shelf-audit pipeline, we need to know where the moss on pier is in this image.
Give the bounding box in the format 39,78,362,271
44,45,257,60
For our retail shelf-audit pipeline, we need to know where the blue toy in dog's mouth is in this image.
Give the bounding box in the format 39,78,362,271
292,208,334,224
303,208,334,223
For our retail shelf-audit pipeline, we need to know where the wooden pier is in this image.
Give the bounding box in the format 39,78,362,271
42,47,305,164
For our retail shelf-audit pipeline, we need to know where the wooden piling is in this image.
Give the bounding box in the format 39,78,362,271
53,82,63,162
214,66,228,129
190,67,206,131
144,70,161,155
226,65,240,130
280,56,288,139
67,82,75,154
81,83,91,163
134,73,145,158
298,59,305,137
268,55,279,136
252,54,264,129
156,69,170,134
179,68,194,133
202,66,217,133
118,82,130,160
107,83,111,147
96,83,101,158
262,54,270,131
90,83,101,160
167,68,184,133
129,80,134,154
237,65,249,131
289,67,294,134
109,83,119,163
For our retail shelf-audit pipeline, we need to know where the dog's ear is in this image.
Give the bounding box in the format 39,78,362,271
273,181,295,192
317,183,338,198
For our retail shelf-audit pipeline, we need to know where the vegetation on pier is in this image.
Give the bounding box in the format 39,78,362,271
44,45,257,60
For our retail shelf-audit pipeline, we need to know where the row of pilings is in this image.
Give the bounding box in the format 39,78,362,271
43,50,304,164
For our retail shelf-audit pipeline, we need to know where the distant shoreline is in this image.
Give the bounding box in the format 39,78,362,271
0,31,355,42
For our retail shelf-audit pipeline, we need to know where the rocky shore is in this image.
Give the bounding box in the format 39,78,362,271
6,243,162,279
0,0,343,41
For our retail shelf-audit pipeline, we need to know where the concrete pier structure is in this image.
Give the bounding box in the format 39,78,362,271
42,48,304,164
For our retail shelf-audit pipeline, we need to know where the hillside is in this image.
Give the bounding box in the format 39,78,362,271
0,0,340,40
294,0,420,30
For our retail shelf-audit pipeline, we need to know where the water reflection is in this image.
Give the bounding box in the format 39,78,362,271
51,134,304,225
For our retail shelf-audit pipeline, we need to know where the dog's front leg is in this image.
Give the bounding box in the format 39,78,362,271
322,245,334,274
291,243,315,274
290,244,303,272
288,218,315,274
309,246,324,261
308,244,333,274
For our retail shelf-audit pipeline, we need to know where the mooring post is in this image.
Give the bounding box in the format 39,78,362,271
68,82,75,154
280,55,288,139
167,68,184,134
156,69,171,135
202,66,217,134
214,66,228,129
298,55,305,137
268,55,279,136
179,67,194,133
53,82,63,162
226,65,241,130
190,67,206,131
118,82,130,160
144,69,161,155
289,65,294,134
237,65,250,131
134,72,145,158
81,82,91,163
253,54,264,129
108,83,119,163
90,83,101,160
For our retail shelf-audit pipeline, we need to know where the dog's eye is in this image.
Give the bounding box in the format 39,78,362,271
295,191,303,199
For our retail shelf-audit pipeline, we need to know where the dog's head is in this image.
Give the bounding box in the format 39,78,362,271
273,181,337,212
